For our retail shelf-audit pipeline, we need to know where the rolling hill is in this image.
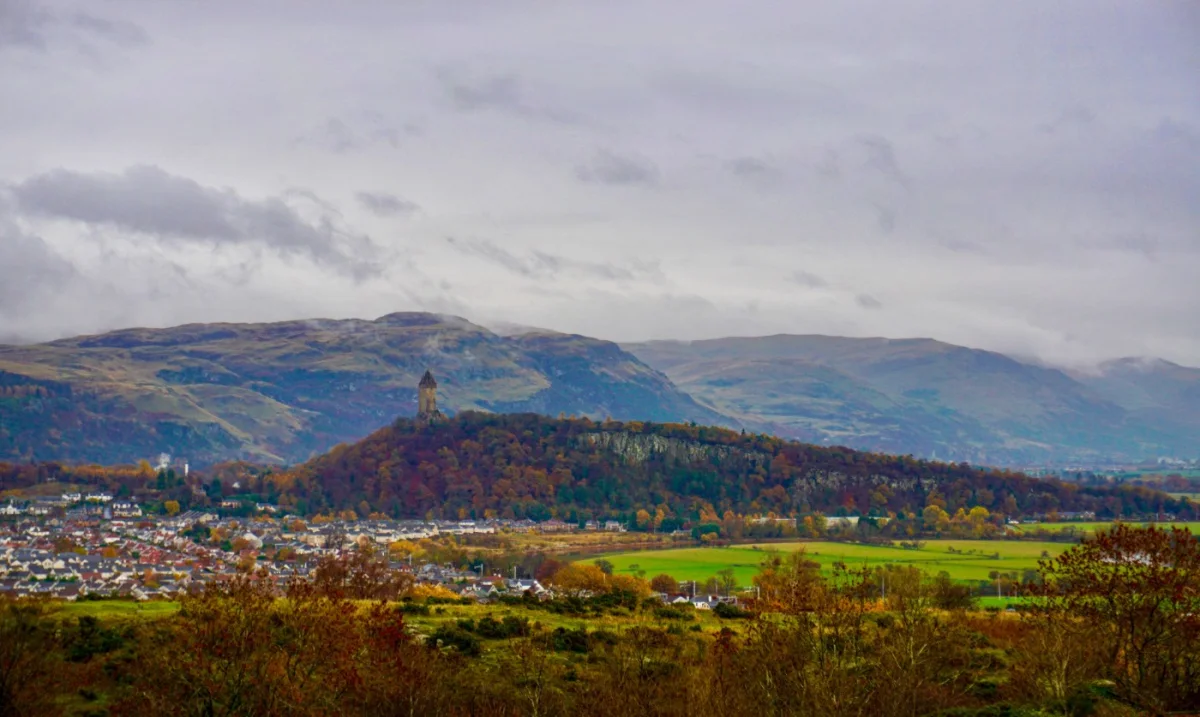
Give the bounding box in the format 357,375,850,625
274,412,1186,520
0,313,731,466
624,336,1200,465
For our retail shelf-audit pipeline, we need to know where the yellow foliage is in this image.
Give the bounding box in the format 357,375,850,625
548,564,609,596
404,583,461,601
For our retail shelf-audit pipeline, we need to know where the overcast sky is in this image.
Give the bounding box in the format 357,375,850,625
2,0,1198,366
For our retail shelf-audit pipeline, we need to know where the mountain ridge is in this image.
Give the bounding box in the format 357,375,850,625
2,314,1197,467
0,312,733,466
623,335,1200,464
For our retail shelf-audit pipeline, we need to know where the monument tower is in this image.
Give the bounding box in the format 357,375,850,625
416,370,445,422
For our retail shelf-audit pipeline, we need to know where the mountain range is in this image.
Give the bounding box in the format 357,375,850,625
624,336,1200,466
0,312,1196,467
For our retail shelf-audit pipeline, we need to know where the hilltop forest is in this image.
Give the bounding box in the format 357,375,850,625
262,413,1183,523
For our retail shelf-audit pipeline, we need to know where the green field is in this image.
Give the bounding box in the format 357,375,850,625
52,600,181,620
595,540,1073,588
1012,520,1200,534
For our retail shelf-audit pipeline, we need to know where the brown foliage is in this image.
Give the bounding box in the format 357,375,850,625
311,545,414,600
1033,524,1200,712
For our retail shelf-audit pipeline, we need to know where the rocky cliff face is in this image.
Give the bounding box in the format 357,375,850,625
581,430,768,468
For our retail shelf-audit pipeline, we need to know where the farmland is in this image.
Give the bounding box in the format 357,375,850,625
1011,520,1200,534
594,540,1073,588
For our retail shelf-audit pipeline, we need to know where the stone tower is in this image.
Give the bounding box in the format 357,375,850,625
417,370,444,422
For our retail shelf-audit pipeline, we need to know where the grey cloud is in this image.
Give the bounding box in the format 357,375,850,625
726,157,784,188
445,237,531,276
69,13,148,47
789,271,828,289
441,69,522,113
1040,105,1096,134
446,237,640,281
293,117,409,154
939,238,988,255
0,1,1197,366
1083,234,1162,260
356,191,419,217
815,149,841,180
1153,118,1200,150
857,135,910,190
856,294,883,310
12,165,381,279
873,204,896,234
435,67,578,124
0,217,76,312
0,0,147,51
0,0,49,49
575,150,659,186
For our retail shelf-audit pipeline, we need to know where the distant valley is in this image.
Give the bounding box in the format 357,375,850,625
1,313,1197,467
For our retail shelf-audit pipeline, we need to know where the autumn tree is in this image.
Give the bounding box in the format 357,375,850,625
649,574,679,594
0,597,62,716
547,564,608,597
1034,524,1200,712
311,545,413,600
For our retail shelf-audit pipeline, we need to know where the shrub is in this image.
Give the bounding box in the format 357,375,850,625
551,627,590,653
653,606,694,621
428,626,481,657
713,602,752,619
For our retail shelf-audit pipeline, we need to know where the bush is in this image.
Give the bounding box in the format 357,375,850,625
551,627,590,653
653,606,695,621
871,613,896,630
473,615,530,639
713,602,752,619
428,625,481,657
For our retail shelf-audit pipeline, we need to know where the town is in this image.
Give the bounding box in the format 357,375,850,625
0,491,766,607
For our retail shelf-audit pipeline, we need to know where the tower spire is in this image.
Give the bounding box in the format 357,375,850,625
416,370,445,423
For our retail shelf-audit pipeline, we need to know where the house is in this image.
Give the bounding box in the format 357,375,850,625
112,503,143,518
603,521,626,533
539,519,573,533
505,578,547,596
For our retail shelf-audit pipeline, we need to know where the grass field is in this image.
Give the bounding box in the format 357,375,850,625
53,600,181,620
1012,521,1200,534
594,540,1073,588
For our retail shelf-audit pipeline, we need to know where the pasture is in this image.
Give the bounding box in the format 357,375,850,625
53,600,181,620
594,540,1073,588
1011,520,1200,534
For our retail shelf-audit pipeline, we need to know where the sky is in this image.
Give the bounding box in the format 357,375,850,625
1,0,1198,367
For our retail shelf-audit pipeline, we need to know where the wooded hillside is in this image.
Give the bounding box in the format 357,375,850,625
271,412,1185,521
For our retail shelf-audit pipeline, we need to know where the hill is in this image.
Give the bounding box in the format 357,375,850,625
273,412,1185,520
624,336,1200,464
0,313,730,466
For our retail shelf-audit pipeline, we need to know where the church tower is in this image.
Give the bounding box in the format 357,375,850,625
417,370,444,422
